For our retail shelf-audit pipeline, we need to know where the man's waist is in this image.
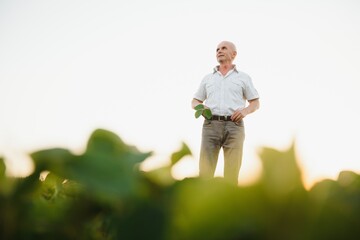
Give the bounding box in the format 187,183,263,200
207,106,243,117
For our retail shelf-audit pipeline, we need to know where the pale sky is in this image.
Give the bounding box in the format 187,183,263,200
1,0,360,187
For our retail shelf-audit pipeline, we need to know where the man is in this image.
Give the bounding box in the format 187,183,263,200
192,41,260,185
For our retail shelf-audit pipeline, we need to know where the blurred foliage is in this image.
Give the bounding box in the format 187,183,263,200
1,129,360,240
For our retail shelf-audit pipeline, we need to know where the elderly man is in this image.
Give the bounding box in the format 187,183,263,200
192,41,260,184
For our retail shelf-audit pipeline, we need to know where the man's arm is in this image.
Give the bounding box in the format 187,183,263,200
231,98,260,122
191,98,204,109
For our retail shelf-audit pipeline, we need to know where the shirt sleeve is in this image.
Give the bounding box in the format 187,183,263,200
193,76,208,101
244,76,259,100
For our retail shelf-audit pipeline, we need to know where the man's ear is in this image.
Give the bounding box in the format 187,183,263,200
232,51,237,60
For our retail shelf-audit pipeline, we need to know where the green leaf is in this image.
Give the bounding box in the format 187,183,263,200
203,109,213,120
195,110,203,118
194,104,205,110
31,148,74,174
170,142,192,166
74,129,152,200
31,129,153,201
0,157,5,178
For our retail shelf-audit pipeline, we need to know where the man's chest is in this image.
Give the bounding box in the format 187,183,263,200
205,76,245,96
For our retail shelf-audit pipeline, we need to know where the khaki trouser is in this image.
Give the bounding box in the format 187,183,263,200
199,119,245,185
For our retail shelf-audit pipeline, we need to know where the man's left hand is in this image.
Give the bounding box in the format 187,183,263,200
231,108,247,122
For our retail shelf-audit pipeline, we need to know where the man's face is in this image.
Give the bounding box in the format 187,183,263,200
216,42,236,64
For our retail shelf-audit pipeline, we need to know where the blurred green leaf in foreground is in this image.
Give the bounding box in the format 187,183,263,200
1,129,360,240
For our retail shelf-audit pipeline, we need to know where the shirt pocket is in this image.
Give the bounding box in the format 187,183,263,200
229,79,244,98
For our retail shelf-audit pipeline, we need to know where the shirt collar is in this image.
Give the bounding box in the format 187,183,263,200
213,65,239,74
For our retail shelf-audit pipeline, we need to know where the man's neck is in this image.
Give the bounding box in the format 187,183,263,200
218,62,234,76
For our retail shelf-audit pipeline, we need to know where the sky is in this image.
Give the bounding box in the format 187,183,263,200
1,0,360,187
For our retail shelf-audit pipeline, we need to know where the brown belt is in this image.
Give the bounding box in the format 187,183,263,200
211,115,232,121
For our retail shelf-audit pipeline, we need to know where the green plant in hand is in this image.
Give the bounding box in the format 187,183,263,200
194,104,212,120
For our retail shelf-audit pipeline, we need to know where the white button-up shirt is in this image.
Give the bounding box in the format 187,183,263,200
193,66,259,116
